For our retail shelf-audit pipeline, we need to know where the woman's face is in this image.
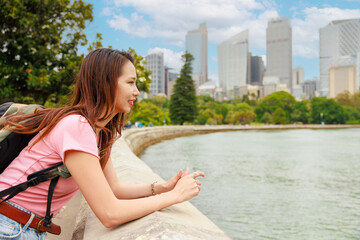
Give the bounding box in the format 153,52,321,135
115,60,139,113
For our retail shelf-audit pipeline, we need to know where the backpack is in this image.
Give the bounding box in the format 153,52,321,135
0,102,71,234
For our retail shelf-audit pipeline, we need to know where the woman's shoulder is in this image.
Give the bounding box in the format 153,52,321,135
55,114,93,132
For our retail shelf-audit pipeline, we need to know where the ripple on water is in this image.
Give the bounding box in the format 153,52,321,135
140,129,360,240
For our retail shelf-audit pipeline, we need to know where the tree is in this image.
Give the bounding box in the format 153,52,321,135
196,108,223,125
130,101,170,126
261,112,272,123
169,52,197,125
291,101,310,123
255,91,296,123
342,105,360,123
197,109,214,125
0,0,93,104
272,108,288,124
128,48,152,94
310,97,345,124
215,103,231,124
87,33,112,52
335,91,360,112
226,103,256,125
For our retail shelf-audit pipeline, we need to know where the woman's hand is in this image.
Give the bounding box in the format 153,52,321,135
171,170,205,204
155,168,190,194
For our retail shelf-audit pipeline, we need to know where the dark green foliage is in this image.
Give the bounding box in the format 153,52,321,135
261,112,272,123
169,53,197,125
130,101,170,126
0,0,93,104
342,106,360,122
335,91,360,112
214,103,230,124
272,108,288,124
310,97,345,124
226,103,256,125
255,91,296,123
291,101,310,123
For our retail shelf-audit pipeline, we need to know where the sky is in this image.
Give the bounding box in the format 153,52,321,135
79,0,360,84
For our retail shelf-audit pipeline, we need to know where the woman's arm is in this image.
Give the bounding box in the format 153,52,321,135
103,157,184,199
64,150,204,228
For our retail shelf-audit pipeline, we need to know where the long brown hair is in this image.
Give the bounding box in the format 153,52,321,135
5,48,134,168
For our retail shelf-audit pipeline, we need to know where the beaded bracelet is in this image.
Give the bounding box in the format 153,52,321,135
151,181,158,196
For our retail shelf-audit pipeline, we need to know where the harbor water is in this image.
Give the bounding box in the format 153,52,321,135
140,128,360,240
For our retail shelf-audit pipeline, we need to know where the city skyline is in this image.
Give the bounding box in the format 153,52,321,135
79,0,360,83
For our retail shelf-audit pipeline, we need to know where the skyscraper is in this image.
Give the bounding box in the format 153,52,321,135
319,19,360,97
251,55,265,86
266,17,292,91
218,30,250,98
145,52,165,97
185,22,208,91
292,67,304,86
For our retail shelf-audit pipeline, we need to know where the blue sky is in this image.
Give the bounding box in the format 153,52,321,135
79,0,360,83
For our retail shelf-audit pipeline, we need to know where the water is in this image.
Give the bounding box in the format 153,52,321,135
139,128,360,240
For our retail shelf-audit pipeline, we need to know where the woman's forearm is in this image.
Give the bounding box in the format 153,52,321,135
102,191,178,227
113,182,168,199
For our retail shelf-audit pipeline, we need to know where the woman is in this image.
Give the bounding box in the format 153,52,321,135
0,48,204,239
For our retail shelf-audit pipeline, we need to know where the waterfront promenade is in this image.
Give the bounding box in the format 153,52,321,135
46,124,360,240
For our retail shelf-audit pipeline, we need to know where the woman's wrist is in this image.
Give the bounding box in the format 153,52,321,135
151,181,168,195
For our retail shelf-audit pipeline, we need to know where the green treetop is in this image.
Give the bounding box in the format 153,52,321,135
169,52,197,125
0,0,93,104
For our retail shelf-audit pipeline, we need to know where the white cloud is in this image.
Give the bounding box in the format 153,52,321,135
105,1,360,59
292,7,360,58
106,0,276,48
147,47,184,73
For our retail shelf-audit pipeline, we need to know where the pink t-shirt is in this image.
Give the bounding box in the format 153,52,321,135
0,114,99,217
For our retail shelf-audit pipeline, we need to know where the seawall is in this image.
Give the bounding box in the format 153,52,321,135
123,124,360,155
48,124,360,240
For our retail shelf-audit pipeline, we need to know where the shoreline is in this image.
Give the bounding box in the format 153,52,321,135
123,124,360,156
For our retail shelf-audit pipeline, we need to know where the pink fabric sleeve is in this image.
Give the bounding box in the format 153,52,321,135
50,115,99,161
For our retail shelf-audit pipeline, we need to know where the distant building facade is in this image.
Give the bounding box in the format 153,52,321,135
329,65,357,98
218,30,250,98
198,81,217,98
186,22,208,92
251,56,265,86
266,17,292,91
165,69,179,98
303,80,318,100
319,19,360,97
292,67,304,99
145,52,165,97
292,67,304,86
